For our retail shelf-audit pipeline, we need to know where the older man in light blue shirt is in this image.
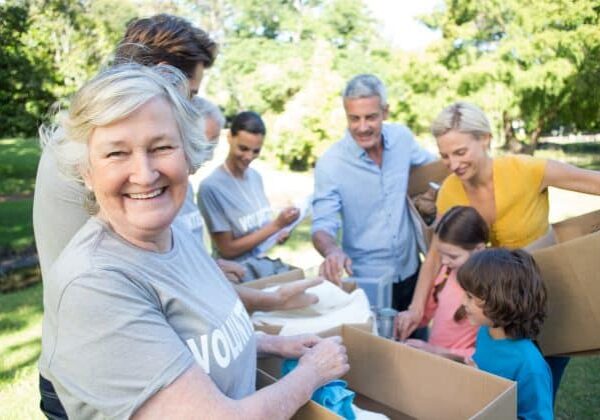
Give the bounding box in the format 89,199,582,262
312,74,435,312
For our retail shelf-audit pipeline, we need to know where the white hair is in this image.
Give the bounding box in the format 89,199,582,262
190,96,225,131
40,63,211,188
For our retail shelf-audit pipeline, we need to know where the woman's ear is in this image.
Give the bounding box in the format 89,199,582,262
81,167,93,191
481,133,492,150
475,242,486,251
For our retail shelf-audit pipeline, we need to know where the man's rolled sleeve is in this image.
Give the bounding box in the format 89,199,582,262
406,128,436,166
311,163,341,237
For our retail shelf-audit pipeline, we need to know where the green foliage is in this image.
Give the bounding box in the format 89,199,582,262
0,0,137,137
0,2,55,137
419,0,600,147
0,199,34,251
0,138,41,197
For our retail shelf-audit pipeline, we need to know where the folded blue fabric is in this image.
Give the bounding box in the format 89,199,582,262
282,359,356,419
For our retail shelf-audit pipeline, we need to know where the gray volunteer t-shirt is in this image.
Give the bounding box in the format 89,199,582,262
174,183,206,249
39,218,257,419
198,166,272,261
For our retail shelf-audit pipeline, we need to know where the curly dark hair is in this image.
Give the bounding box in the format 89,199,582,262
114,14,217,78
457,248,547,339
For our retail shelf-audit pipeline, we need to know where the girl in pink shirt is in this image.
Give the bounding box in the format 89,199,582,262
404,206,488,362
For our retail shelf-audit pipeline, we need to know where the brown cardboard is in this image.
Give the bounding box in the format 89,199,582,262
245,270,373,335
258,325,516,420
532,210,600,355
407,160,450,250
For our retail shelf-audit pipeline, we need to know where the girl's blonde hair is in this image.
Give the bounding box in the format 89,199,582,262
431,101,492,140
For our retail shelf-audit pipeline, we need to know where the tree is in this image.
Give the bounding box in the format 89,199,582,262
0,2,55,136
420,0,600,151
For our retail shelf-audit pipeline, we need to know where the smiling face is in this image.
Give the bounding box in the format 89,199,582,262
226,130,264,175
343,96,388,153
83,97,189,251
436,130,491,182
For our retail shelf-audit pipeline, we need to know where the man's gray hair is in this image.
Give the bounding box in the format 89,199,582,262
342,74,387,108
191,96,225,130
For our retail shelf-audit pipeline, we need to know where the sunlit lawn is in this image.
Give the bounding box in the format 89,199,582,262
0,138,40,197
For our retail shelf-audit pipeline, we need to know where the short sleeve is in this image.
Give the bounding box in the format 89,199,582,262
48,270,194,418
198,181,232,233
517,372,553,420
311,161,342,237
514,155,547,192
406,128,436,167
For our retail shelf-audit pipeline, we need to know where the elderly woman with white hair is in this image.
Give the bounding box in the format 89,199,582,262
38,64,348,419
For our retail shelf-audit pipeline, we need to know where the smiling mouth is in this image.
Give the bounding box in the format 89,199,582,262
126,187,166,200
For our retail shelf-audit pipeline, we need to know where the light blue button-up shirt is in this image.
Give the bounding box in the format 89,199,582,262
312,123,436,281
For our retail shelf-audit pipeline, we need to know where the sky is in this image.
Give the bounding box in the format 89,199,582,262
367,0,443,51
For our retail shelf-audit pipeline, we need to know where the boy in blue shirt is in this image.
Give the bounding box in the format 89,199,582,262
458,248,553,420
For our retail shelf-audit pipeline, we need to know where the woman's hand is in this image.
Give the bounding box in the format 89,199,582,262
394,307,423,341
261,334,322,359
273,278,322,310
216,258,246,283
274,206,300,229
298,336,349,388
276,230,290,244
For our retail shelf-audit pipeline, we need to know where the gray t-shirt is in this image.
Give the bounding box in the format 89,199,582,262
33,148,204,276
39,218,257,419
198,166,272,261
33,149,88,279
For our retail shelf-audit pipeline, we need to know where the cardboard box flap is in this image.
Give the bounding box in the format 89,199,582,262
340,326,515,420
408,160,450,197
552,209,600,243
533,231,600,355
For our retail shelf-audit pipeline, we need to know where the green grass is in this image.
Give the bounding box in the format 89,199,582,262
0,283,44,420
0,138,41,197
0,198,34,251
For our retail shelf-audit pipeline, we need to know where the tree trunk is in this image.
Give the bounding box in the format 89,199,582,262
501,112,526,153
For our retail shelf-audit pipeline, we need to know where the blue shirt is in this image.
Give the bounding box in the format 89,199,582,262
474,327,553,420
312,123,435,280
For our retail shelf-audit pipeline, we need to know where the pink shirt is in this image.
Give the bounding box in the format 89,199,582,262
420,266,477,357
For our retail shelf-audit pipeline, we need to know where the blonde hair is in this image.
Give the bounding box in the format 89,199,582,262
431,101,492,140
40,63,209,188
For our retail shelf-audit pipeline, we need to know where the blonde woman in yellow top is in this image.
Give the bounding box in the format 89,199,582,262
396,101,600,399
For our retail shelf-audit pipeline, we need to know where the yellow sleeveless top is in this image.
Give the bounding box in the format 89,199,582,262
436,155,549,248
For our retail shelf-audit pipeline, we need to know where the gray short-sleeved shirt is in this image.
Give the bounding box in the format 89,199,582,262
198,166,272,261
39,218,257,419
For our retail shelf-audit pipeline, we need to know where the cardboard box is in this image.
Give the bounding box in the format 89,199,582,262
407,160,450,252
258,325,516,419
532,209,600,356
245,270,374,335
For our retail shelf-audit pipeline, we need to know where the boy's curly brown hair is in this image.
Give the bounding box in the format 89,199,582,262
457,248,547,339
